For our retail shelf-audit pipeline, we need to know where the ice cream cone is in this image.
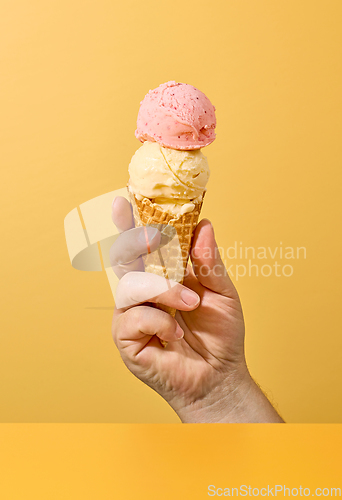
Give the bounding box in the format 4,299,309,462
125,81,216,347
129,190,204,317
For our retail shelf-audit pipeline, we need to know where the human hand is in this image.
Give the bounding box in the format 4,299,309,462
111,196,283,423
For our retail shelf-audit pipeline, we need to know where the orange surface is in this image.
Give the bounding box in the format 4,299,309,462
0,424,341,499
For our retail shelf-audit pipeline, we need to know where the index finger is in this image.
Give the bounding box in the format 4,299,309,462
112,196,134,232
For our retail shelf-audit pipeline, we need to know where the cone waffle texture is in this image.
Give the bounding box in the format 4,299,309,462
129,190,203,318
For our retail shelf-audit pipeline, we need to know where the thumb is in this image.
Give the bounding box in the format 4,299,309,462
190,219,238,299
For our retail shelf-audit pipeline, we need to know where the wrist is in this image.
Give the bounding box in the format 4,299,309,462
174,366,284,423
175,364,253,423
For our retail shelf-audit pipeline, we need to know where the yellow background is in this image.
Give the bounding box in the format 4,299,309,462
1,0,342,423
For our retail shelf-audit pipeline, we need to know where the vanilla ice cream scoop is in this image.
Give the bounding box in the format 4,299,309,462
128,141,210,214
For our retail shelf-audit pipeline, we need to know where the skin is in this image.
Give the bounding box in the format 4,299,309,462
111,197,284,423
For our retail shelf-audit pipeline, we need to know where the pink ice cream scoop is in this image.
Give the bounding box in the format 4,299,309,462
135,81,216,150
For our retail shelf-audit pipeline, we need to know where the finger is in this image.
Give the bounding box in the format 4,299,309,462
113,306,184,352
190,219,238,299
111,258,144,279
115,271,200,310
110,226,161,278
110,226,161,266
112,196,134,232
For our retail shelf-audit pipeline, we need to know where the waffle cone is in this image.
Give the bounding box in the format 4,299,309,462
129,190,203,318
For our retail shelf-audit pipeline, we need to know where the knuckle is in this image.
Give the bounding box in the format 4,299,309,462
126,306,142,328
115,273,137,308
112,308,141,345
117,272,158,307
155,310,173,334
111,311,122,346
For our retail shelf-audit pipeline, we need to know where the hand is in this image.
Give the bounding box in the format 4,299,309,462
110,196,283,423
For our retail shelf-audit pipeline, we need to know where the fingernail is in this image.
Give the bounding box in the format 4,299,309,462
181,288,199,306
175,324,184,339
138,226,159,245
